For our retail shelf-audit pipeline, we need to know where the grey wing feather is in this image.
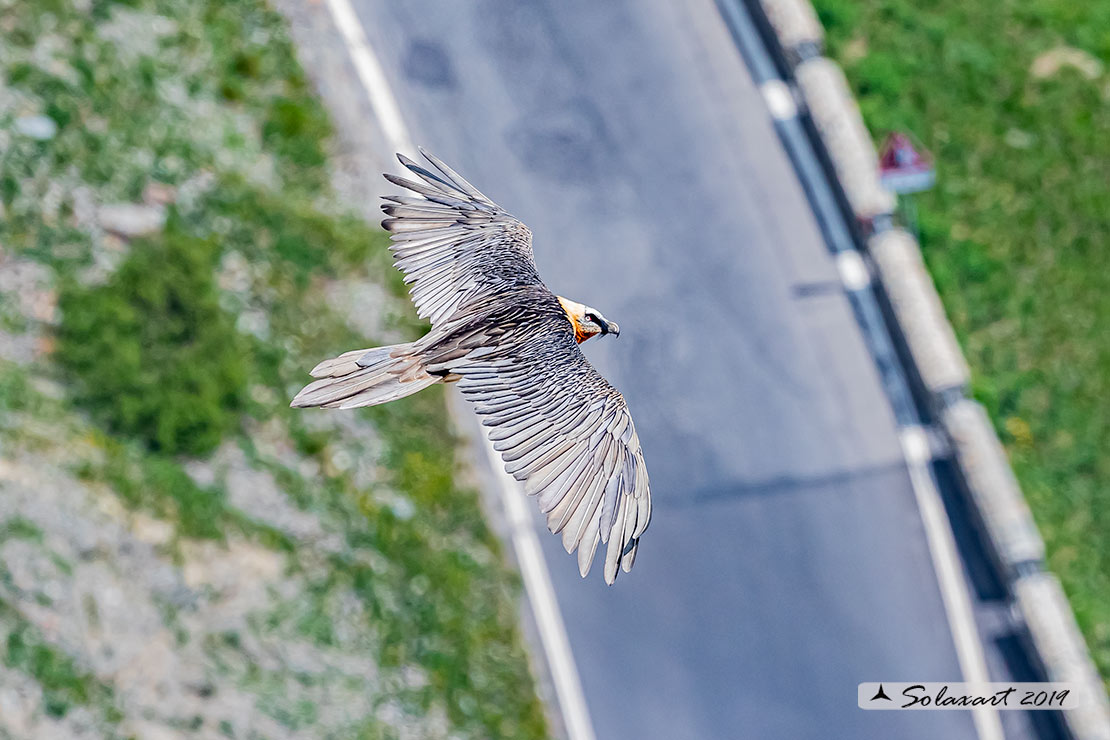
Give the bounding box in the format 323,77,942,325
381,150,542,326
439,321,652,584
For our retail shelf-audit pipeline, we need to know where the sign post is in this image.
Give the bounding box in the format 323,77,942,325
878,132,936,237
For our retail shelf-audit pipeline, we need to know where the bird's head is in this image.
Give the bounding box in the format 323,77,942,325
557,296,620,344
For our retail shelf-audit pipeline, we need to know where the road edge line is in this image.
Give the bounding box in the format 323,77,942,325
717,2,1003,738
323,0,414,156
477,434,598,740
318,3,597,738
902,427,1005,740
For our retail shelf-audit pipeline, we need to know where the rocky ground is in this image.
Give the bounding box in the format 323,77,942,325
0,1,546,738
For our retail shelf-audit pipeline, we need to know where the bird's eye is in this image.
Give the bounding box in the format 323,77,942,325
585,313,598,324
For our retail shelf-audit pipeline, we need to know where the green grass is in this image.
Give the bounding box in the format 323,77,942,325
0,517,45,545
0,0,549,735
812,0,1110,681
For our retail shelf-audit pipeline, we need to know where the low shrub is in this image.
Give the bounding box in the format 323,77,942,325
56,219,247,456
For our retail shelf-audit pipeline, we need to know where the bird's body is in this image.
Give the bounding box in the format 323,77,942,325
292,150,651,584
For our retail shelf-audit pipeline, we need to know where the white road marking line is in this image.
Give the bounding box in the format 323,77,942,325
324,0,415,156
835,249,871,291
480,437,598,740
900,426,1004,740
900,425,932,466
760,79,798,120
320,3,596,738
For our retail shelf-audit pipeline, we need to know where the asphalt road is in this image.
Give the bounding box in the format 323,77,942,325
344,0,980,737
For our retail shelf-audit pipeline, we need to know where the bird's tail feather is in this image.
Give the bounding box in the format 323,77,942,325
291,343,437,409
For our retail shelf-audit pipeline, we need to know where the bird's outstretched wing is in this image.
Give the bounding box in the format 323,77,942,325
381,150,542,326
423,313,652,584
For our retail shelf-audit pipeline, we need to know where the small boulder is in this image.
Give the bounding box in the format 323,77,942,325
97,203,166,238
142,181,177,207
13,115,58,140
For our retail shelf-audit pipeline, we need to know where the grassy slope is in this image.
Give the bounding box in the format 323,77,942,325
811,0,1110,681
0,0,547,736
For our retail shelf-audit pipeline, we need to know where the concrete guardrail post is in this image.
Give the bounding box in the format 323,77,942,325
1014,572,1110,740
942,399,1045,571
793,57,896,222
868,229,970,397
755,0,824,64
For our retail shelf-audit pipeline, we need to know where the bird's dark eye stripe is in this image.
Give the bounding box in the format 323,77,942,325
585,313,597,323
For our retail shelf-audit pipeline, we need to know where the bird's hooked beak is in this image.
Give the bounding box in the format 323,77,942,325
557,297,620,342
